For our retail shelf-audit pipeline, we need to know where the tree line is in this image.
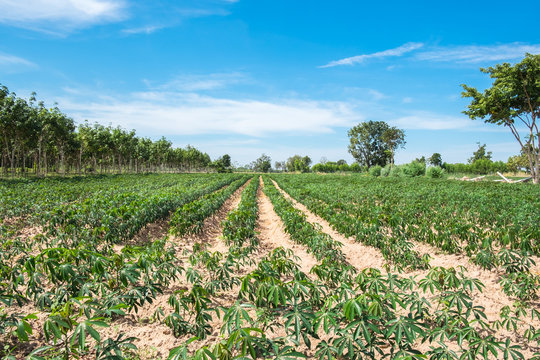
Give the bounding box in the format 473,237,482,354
0,84,218,177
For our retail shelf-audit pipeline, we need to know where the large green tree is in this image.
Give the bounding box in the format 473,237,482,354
252,153,271,173
348,121,405,167
285,154,312,172
381,127,406,167
428,153,442,167
462,53,540,184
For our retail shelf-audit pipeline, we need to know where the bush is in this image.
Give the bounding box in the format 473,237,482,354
402,160,426,177
389,166,403,177
369,165,382,177
426,166,444,178
380,165,391,177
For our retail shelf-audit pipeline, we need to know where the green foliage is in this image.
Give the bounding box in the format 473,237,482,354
252,154,272,173
285,155,312,173
426,166,444,178
429,153,443,167
402,160,426,177
462,54,540,184
348,120,400,167
369,165,382,177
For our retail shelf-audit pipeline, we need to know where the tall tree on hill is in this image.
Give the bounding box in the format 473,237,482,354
462,53,540,184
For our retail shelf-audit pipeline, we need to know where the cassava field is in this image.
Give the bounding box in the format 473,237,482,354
1,173,540,360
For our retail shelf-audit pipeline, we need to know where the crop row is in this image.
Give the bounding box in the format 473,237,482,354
169,176,249,236
0,174,248,359
271,175,430,270
166,177,540,359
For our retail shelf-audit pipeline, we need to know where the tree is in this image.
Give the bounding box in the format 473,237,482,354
428,153,442,167
462,53,540,184
213,154,232,173
286,155,312,173
381,127,406,167
507,152,530,174
468,143,492,163
348,121,404,167
253,154,271,173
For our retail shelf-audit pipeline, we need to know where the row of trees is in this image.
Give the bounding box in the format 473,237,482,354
0,84,217,177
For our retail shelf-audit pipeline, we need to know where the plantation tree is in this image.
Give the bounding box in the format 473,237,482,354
381,126,406,167
462,53,540,184
348,121,405,167
428,153,442,167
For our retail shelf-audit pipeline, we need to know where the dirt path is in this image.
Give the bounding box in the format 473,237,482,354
271,179,387,271
257,178,319,275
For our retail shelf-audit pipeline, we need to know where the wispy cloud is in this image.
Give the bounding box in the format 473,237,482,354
59,90,361,137
390,111,477,131
153,72,248,92
320,42,424,68
416,43,540,63
321,42,540,69
0,0,127,33
122,25,163,35
0,52,36,67
402,97,413,104
0,53,38,71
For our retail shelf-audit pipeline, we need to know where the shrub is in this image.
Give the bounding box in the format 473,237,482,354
402,160,426,177
369,165,382,177
380,165,391,177
426,166,444,178
389,166,403,177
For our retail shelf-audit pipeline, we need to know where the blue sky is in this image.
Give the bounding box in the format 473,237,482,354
1,0,539,166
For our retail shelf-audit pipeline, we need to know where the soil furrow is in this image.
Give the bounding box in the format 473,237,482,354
257,178,319,275
271,179,387,271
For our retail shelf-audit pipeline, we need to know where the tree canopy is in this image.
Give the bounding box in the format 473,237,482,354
252,153,271,173
462,53,540,184
285,155,312,173
0,84,217,176
428,153,442,167
347,121,405,167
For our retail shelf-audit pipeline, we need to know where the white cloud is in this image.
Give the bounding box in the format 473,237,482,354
402,97,413,104
390,112,475,130
0,0,126,32
156,72,247,92
59,91,361,137
368,89,386,101
416,43,540,63
320,42,424,68
0,52,36,67
122,25,162,35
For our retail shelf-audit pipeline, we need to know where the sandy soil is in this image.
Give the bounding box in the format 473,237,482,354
271,179,387,271
103,179,253,357
258,178,319,275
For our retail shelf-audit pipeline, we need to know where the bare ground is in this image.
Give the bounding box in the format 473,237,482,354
102,179,253,358
271,179,387,271
258,178,319,275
